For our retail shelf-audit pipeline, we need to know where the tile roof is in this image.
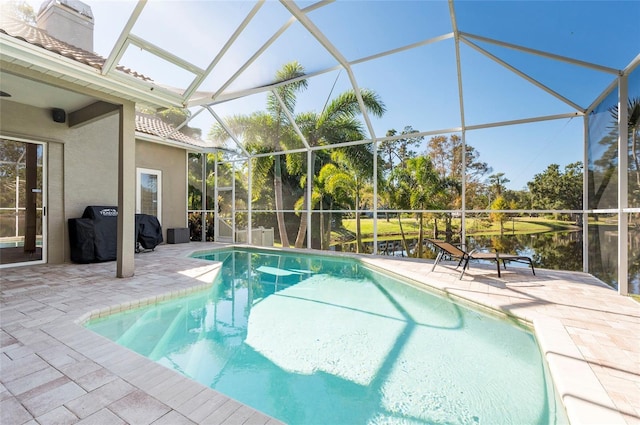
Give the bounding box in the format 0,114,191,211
0,14,224,151
135,113,209,148
0,15,150,82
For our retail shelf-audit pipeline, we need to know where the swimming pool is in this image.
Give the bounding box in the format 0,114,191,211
86,247,568,424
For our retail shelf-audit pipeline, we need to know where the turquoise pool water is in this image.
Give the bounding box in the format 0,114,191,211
86,248,568,424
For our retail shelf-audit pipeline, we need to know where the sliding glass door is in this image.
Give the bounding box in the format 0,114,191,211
0,138,46,266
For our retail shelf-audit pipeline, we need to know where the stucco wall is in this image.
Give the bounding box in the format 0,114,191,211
135,140,188,240
0,99,188,264
0,99,120,264
64,114,119,218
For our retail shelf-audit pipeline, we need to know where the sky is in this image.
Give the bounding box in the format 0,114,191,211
24,0,640,190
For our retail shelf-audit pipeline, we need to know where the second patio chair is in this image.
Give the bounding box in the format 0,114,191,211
426,238,535,279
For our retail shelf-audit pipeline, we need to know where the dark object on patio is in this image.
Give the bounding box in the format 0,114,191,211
135,214,163,252
426,238,535,279
167,227,189,244
68,218,96,263
82,206,118,261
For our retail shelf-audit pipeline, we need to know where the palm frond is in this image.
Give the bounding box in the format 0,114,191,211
267,61,308,116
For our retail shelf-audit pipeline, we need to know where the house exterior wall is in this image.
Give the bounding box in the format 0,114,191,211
0,99,119,264
65,114,119,218
0,99,190,265
135,139,188,241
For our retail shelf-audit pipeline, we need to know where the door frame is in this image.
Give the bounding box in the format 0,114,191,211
0,136,47,268
136,167,162,224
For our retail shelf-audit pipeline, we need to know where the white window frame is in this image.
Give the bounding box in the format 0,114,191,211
136,167,162,224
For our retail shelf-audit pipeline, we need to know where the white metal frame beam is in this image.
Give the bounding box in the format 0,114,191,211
103,0,146,75
206,106,250,157
272,90,310,149
617,75,629,295
126,34,205,77
449,0,467,242
182,1,265,101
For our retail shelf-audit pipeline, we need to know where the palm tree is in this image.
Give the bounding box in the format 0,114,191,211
292,88,385,248
295,161,354,250
610,97,640,188
488,172,510,198
390,155,450,257
392,156,438,257
331,147,378,253
210,62,385,248
210,62,307,246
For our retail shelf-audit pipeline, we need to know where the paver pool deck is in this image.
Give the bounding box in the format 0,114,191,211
1,242,638,425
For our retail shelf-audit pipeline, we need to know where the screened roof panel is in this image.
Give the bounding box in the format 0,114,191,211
186,106,216,142
470,39,618,110
207,92,269,126
454,0,640,70
460,43,579,126
308,0,453,62
352,39,461,137
117,47,197,92
207,92,307,154
196,2,298,97
130,1,258,70
293,69,353,118
85,1,136,58
223,21,340,96
7,0,640,150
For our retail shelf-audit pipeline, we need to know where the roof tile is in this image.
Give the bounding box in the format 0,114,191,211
135,114,209,148
0,15,150,81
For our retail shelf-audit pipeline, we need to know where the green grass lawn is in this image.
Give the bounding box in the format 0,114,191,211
343,218,420,235
339,216,579,240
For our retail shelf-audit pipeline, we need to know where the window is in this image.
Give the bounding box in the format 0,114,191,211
137,168,162,223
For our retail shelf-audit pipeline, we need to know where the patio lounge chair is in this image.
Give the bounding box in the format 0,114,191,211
426,238,535,279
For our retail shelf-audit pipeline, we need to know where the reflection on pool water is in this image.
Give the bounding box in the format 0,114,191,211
86,248,568,425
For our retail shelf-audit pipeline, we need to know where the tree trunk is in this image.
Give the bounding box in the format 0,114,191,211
593,166,615,208
295,151,315,248
294,193,308,248
632,132,640,186
319,209,324,250
433,217,439,239
398,214,409,257
355,190,363,253
274,159,289,247
325,204,333,250
417,213,424,258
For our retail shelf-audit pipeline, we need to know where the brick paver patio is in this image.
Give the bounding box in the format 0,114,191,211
1,243,638,424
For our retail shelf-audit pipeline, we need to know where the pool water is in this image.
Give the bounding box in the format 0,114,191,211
86,248,568,425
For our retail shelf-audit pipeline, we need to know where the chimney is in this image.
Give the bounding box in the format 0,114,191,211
36,0,94,52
